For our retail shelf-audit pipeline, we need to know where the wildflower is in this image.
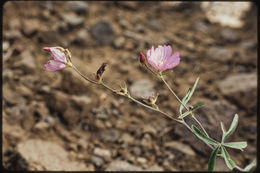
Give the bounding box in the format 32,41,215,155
143,93,159,109
43,47,72,71
146,45,180,72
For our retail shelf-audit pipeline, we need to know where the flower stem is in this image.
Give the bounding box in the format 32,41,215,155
71,64,98,84
159,74,210,138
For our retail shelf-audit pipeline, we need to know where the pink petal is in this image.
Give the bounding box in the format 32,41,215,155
162,52,180,70
50,47,67,63
45,60,66,71
43,47,51,52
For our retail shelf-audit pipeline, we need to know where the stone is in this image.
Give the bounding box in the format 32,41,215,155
4,29,22,41
21,19,40,37
201,2,251,28
136,157,147,165
92,106,110,120
62,14,84,28
240,39,257,50
105,160,143,171
129,79,155,99
66,1,89,15
90,20,114,45
91,156,104,167
145,165,164,171
164,141,196,156
206,46,233,62
99,129,120,143
17,139,88,171
218,73,257,113
220,29,239,42
113,36,126,49
93,148,111,161
72,29,89,46
147,20,160,31
14,50,36,72
71,95,92,106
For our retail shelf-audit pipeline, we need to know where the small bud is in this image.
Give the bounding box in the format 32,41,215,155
143,93,159,107
96,63,108,82
139,52,146,65
116,82,128,96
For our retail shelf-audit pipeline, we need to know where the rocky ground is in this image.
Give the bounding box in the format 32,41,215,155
2,1,257,171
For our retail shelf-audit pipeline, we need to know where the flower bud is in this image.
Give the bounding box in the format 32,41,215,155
116,82,128,96
96,63,108,82
143,93,159,108
139,52,146,65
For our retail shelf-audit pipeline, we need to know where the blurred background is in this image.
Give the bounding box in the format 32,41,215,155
2,1,257,171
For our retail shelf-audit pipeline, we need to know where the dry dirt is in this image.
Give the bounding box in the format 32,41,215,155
2,1,257,171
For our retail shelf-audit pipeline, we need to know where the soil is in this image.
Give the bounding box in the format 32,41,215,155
2,1,257,171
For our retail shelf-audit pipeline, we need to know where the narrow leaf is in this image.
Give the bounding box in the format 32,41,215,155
191,103,205,111
192,125,219,146
223,142,247,151
178,110,192,119
179,77,199,114
220,122,226,142
223,114,239,142
179,103,205,119
208,145,220,171
179,89,191,114
221,146,236,170
244,159,256,171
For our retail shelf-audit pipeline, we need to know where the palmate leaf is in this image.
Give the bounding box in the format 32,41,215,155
221,114,239,142
221,146,236,170
208,145,220,171
223,141,247,151
179,77,200,114
191,125,219,146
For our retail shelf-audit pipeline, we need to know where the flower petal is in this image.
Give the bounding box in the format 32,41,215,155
50,47,67,63
45,60,66,71
163,52,180,70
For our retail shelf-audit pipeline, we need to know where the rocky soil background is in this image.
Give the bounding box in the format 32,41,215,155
2,1,257,171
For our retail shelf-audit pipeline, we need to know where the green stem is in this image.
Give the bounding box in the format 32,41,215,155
160,74,210,138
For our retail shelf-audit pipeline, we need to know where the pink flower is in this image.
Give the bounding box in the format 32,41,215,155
146,45,180,72
43,47,70,71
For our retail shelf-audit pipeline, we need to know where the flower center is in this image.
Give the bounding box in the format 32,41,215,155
157,60,163,67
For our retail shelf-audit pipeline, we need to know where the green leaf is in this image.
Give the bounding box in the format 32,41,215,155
244,159,256,172
178,110,192,119
220,122,226,142
223,141,247,151
191,103,205,111
222,114,239,142
179,77,199,114
191,125,219,146
208,145,220,171
221,146,236,170
178,103,205,119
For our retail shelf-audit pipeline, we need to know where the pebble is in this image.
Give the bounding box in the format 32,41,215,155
220,29,239,42
129,79,155,99
21,19,40,37
17,139,88,171
113,36,126,49
105,160,143,171
206,46,233,62
62,13,84,28
93,148,111,161
164,141,196,156
90,20,114,45
92,106,110,120
218,73,257,113
91,156,104,168
99,129,120,143
14,50,36,72
147,20,160,31
66,1,89,15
